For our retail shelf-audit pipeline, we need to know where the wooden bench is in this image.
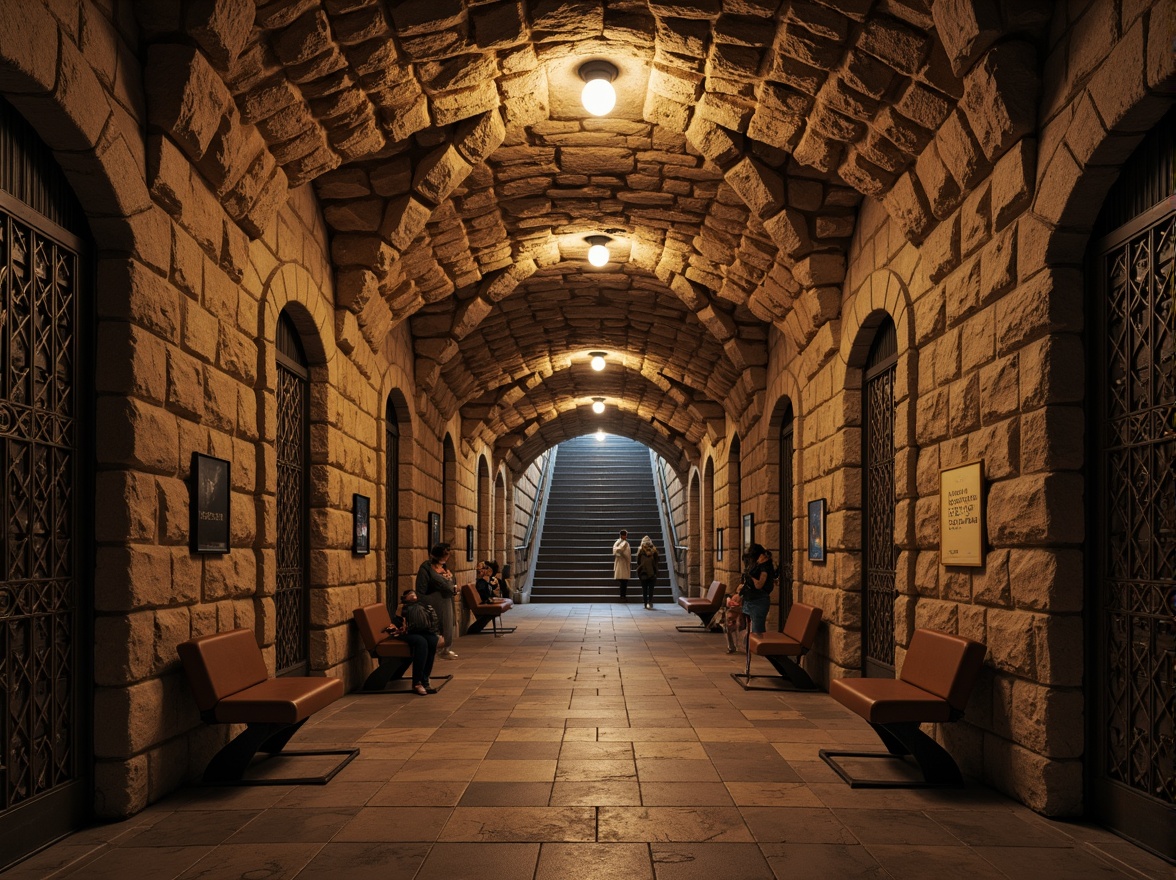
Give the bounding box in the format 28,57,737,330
460,583,515,635
820,628,987,788
176,628,358,785
353,603,452,693
731,602,823,691
676,580,726,632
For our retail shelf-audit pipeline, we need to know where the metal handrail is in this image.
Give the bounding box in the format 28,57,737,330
513,448,556,574
650,451,688,577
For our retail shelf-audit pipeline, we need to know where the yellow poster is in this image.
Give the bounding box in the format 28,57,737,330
940,461,984,566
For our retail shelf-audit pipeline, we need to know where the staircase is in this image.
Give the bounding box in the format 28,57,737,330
530,434,673,603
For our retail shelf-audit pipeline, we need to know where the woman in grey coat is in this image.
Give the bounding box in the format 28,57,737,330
416,542,458,659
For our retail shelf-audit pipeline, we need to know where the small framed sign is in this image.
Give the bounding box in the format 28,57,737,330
353,493,370,555
940,460,984,566
428,511,441,550
465,524,475,561
191,453,231,554
807,499,826,562
716,526,724,561
742,513,754,556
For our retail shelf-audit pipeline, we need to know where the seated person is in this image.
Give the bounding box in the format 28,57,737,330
475,560,507,603
386,589,441,695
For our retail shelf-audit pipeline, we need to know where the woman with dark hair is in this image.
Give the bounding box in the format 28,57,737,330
475,559,506,603
739,542,775,636
416,542,458,659
636,535,659,609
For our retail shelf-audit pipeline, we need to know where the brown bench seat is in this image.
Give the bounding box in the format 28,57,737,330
177,628,358,785
353,603,452,693
676,580,725,632
460,583,515,635
731,602,822,691
820,628,986,788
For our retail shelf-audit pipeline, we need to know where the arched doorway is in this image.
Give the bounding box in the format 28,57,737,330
728,435,742,565
702,457,715,586
494,469,509,563
275,310,310,674
0,98,91,868
688,471,700,593
1087,111,1175,860
385,395,400,609
442,434,456,547
477,456,490,564
862,317,897,679
778,402,795,629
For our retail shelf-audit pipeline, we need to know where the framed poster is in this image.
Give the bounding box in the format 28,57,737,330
353,493,370,555
465,524,474,561
716,527,724,561
428,511,441,549
191,453,231,554
742,513,754,556
807,499,826,562
940,460,984,566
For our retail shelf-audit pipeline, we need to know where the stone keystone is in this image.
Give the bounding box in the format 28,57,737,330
454,110,506,165
763,207,813,257
725,156,785,218
412,144,473,206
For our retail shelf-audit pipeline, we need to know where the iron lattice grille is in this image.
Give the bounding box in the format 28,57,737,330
779,419,794,624
0,210,77,811
865,365,897,669
275,364,308,673
385,415,398,611
1100,211,1175,805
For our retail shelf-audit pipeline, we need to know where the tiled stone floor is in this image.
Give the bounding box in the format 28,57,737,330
6,605,1172,880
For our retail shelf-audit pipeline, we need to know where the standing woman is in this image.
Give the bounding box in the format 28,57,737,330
612,529,632,601
417,542,458,659
740,542,775,636
636,535,659,610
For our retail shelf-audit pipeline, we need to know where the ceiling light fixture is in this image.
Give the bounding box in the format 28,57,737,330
589,351,607,371
579,60,618,116
596,430,605,441
586,235,610,267
592,397,606,414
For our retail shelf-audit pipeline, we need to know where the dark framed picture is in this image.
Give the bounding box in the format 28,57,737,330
191,452,230,554
716,526,724,561
807,499,826,562
353,493,370,555
742,513,754,556
465,524,474,561
428,511,441,549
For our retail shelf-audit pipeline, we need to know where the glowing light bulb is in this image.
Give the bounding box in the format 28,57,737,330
581,78,616,116
592,400,605,414
587,244,609,266
591,355,606,371
596,430,605,441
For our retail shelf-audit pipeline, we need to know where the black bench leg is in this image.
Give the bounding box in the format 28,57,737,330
819,721,965,788
676,610,718,633
467,617,489,635
361,657,411,692
202,721,358,786
766,655,819,690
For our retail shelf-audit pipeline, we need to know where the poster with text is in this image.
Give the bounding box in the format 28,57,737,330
940,461,984,566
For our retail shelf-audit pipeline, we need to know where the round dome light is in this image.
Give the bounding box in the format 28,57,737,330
581,78,616,116
592,400,605,414
579,60,619,117
591,355,606,371
587,244,609,266
596,430,605,441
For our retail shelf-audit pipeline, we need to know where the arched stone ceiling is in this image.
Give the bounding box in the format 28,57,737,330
146,0,1046,467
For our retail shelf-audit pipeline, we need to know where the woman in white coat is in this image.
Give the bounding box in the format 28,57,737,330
612,529,631,601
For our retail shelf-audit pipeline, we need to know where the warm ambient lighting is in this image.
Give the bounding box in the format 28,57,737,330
590,352,606,371
592,398,605,414
579,60,618,116
596,430,605,441
586,235,610,267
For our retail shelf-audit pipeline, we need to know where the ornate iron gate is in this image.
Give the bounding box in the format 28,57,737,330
275,313,309,674
385,397,398,610
1091,161,1175,859
0,99,88,867
778,405,794,628
863,320,897,678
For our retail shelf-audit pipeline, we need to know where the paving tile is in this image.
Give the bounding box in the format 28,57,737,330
651,842,774,880
227,806,360,843
439,807,597,842
472,759,559,782
459,782,554,806
725,782,823,807
926,808,1076,847
175,842,322,879
414,842,541,880
832,808,963,846
293,842,431,880
969,844,1142,879
635,758,721,783
633,742,708,760
559,741,635,760
535,843,654,880
556,759,637,781
389,759,482,782
333,806,453,842
598,807,754,843
272,781,383,808
56,845,214,879
550,781,643,806
640,782,734,806
486,740,563,760
121,810,261,847
367,780,468,807
413,742,493,760
745,807,858,844
763,843,889,880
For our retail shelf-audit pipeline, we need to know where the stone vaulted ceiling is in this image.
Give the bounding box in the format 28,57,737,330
143,0,1047,470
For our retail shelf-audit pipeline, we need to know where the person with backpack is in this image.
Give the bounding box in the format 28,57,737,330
739,542,775,635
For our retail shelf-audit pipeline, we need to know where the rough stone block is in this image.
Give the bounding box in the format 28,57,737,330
994,270,1083,356
987,472,1084,546
933,0,1002,76
145,44,234,162
960,41,1039,162
454,110,506,165
979,351,1019,422
990,138,1035,232
186,0,253,69
1020,405,1084,473
882,171,934,242
1009,548,1083,613
380,195,432,250
724,156,784,219
936,109,991,191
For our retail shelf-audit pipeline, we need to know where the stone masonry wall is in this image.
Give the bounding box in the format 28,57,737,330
510,450,550,592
